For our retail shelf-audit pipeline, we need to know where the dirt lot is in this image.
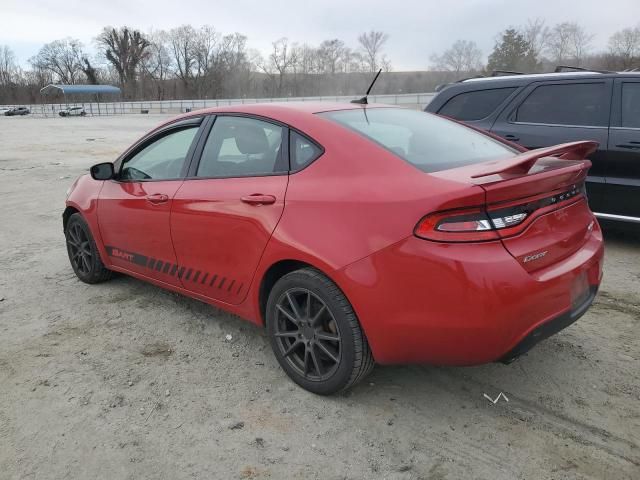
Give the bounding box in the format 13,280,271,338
0,115,638,480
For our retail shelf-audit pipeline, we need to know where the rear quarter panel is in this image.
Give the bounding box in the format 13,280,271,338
250,117,487,322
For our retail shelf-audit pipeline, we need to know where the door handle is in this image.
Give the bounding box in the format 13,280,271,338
504,134,520,142
241,194,277,205
146,193,169,204
616,143,640,150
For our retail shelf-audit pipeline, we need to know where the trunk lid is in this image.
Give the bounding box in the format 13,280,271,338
432,141,598,272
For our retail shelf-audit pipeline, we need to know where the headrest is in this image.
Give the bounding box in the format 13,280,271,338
233,125,269,155
409,133,431,155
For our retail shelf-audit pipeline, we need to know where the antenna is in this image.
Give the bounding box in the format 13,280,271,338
351,69,383,105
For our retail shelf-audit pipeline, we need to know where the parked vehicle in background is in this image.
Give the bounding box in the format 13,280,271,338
63,102,603,394
59,106,87,117
4,107,30,116
425,68,640,224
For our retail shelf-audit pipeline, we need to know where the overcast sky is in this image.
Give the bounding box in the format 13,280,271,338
2,0,639,70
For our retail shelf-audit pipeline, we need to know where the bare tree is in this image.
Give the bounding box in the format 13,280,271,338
141,30,173,99
217,33,254,98
168,25,197,95
318,39,347,75
97,27,150,98
0,45,18,86
193,25,220,96
290,44,319,95
0,45,19,103
430,40,483,74
608,26,640,69
546,22,594,66
30,38,85,84
81,58,100,84
358,30,389,72
261,38,297,96
520,18,549,66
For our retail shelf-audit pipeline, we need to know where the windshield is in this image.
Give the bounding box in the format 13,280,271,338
319,108,516,172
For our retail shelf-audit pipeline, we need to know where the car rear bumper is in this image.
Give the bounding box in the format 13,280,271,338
336,221,604,365
499,285,597,363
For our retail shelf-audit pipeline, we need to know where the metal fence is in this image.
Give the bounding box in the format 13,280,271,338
1,93,435,118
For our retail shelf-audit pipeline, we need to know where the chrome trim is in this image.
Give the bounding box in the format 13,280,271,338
586,176,606,184
605,176,640,187
507,121,607,129
610,126,640,131
594,212,640,224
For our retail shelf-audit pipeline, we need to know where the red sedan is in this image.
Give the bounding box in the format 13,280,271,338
64,103,604,394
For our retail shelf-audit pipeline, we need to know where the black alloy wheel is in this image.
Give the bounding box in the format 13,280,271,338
266,268,374,395
273,288,342,381
65,213,113,284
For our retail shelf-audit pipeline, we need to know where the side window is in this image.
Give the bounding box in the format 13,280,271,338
197,116,285,178
290,131,323,170
438,88,517,121
515,83,608,127
121,127,199,180
621,82,640,128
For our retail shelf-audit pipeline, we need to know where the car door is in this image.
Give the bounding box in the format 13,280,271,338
171,114,289,304
606,79,640,219
97,117,204,286
491,79,612,213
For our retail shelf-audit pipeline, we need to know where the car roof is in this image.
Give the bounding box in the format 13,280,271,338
191,101,393,115
440,71,640,91
162,101,397,130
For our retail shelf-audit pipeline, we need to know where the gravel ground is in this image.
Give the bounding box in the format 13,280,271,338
0,115,639,480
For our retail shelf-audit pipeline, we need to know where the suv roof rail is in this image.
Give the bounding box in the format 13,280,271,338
490,70,525,76
554,65,615,74
455,74,485,83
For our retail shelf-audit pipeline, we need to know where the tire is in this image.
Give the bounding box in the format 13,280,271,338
266,268,374,395
65,213,113,284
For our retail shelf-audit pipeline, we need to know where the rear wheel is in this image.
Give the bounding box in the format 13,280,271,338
266,268,374,395
65,213,113,284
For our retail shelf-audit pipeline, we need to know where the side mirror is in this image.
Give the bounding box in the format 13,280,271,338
90,162,115,180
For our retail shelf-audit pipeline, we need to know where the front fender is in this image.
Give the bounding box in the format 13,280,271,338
64,174,109,264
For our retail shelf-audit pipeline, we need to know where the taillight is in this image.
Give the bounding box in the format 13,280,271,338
415,183,585,243
415,207,500,242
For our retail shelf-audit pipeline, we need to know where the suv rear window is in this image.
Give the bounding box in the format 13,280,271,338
319,108,516,173
622,82,640,128
515,83,608,126
438,87,517,121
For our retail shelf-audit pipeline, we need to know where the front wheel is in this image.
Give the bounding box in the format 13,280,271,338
266,268,374,395
65,213,113,284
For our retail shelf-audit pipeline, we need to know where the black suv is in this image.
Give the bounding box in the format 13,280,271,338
425,70,640,223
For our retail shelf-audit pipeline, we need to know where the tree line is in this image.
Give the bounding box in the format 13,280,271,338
0,20,639,105
431,19,640,80
0,28,391,104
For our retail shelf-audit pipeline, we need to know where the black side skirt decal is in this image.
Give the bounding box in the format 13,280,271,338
105,245,241,298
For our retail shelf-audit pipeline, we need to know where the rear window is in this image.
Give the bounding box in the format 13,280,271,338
318,108,516,173
515,83,608,126
438,87,517,121
622,82,640,128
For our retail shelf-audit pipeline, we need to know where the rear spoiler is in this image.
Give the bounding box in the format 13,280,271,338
470,141,598,178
